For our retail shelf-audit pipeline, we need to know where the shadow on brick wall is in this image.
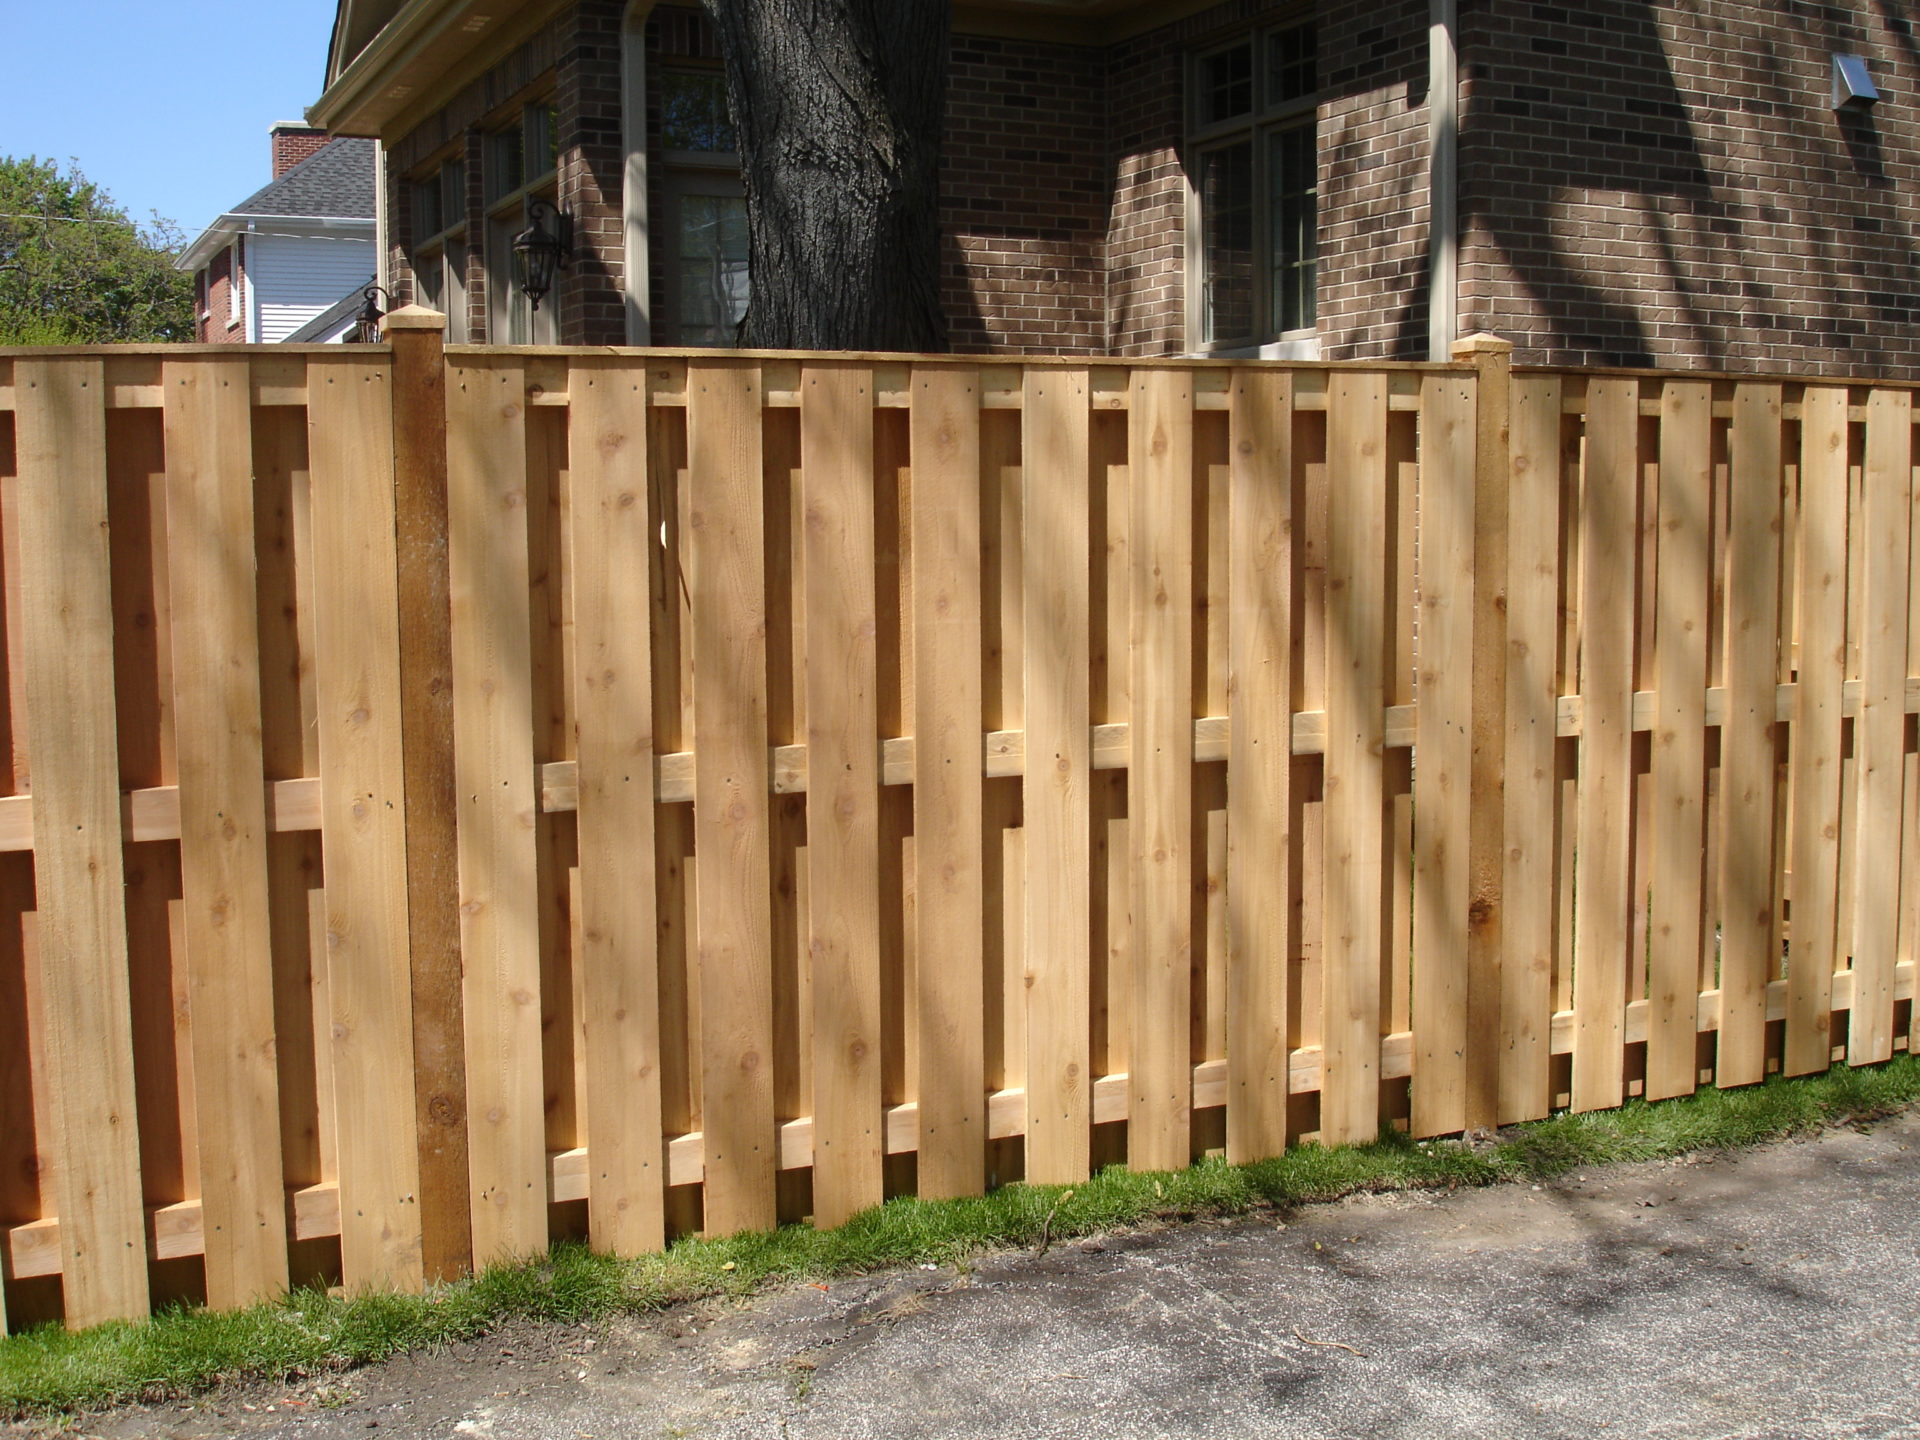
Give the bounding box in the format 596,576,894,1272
1455,0,1919,370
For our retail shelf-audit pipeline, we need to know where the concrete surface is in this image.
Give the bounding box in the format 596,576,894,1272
26,1108,1920,1440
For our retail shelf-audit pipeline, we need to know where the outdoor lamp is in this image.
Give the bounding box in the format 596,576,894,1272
512,199,574,312
349,284,392,343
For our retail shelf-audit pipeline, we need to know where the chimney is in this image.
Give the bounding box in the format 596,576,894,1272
270,122,331,178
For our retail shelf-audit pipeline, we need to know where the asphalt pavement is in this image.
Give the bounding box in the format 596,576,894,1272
36,1106,1920,1440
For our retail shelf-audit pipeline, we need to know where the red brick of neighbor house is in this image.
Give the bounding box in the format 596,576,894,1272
196,240,246,344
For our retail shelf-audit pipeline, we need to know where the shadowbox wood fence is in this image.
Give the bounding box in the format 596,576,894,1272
0,313,1915,1331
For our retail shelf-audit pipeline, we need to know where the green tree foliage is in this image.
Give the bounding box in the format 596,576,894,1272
0,156,195,344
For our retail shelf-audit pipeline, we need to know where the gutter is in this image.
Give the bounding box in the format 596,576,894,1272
176,214,377,274
1428,0,1459,362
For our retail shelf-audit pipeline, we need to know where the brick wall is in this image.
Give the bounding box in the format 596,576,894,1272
367,0,1920,372
271,125,332,179
555,0,627,345
196,242,246,344
941,33,1108,355
1317,0,1431,361
1458,0,1920,373
1105,16,1184,356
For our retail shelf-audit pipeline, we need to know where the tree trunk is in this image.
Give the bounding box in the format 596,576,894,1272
702,0,949,352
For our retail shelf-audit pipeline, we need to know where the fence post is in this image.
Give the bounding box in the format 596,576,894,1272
1452,333,1512,1131
385,305,474,1283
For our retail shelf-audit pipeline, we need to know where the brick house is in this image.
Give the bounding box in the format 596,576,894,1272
177,125,379,343
311,0,1920,373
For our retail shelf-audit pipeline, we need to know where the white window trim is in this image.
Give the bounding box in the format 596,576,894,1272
1206,336,1324,361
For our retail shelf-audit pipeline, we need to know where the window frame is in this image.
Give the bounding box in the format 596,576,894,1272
1183,19,1320,358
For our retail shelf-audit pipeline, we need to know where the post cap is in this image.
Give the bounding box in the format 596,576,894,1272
1451,332,1513,358
381,304,449,333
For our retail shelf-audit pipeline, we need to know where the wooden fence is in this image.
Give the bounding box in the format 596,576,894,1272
0,316,1914,1331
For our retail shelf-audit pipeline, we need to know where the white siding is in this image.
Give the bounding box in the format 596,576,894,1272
250,233,377,344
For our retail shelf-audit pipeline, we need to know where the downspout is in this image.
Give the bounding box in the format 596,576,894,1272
1427,0,1459,362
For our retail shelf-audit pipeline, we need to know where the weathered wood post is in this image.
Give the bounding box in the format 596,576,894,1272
385,305,474,1283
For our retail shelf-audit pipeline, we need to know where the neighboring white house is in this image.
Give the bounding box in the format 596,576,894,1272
178,124,378,344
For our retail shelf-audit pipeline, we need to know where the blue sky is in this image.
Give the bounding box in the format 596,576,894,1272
1,1,340,245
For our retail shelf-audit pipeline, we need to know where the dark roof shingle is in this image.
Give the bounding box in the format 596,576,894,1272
230,137,376,220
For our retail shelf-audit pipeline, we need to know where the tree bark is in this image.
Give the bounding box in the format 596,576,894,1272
703,0,949,352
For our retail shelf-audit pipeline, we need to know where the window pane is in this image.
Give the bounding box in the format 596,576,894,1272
417,250,443,311
489,129,524,202
440,162,465,230
526,105,557,178
1269,124,1317,334
678,193,749,345
1197,43,1252,126
441,246,467,343
1199,141,1253,344
661,69,737,152
1268,24,1316,106
413,178,441,239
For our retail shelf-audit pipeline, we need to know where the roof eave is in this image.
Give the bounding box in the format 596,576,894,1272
312,0,1206,140
311,0,562,139
176,216,244,273
310,0,459,136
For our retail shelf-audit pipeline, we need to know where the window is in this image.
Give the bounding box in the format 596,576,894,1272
410,158,467,343
484,103,560,344
480,102,560,345
659,67,735,152
659,65,748,346
666,182,748,346
1188,20,1317,352
228,239,244,327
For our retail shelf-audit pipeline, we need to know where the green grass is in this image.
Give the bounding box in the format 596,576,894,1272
4,1052,1918,1418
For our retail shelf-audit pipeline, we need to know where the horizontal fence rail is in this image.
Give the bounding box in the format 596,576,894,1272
0,326,1916,1329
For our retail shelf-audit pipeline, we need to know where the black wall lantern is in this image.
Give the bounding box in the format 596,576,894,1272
511,199,574,312
348,284,393,344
